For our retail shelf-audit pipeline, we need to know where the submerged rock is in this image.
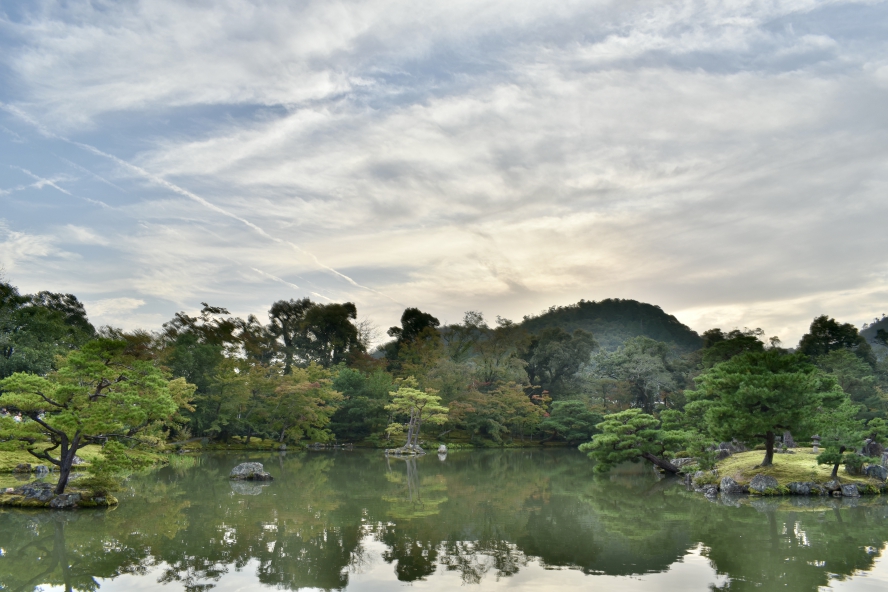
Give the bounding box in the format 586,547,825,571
229,462,274,481
749,474,779,494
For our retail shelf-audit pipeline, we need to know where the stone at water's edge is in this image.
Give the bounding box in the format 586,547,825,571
788,482,814,495
842,484,861,497
719,477,746,494
229,462,274,481
438,445,447,453
0,481,118,508
749,474,779,493
13,463,31,473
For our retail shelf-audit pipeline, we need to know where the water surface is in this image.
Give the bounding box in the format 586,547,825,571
2,449,888,591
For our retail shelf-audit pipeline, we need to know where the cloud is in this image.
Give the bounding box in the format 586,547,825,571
0,0,886,345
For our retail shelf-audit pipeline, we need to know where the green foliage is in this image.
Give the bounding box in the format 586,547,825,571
0,281,96,379
0,339,194,493
686,350,846,465
385,378,448,449
449,383,547,444
522,327,596,397
520,298,702,351
700,328,765,368
538,400,602,445
816,349,885,419
589,336,677,413
799,314,876,367
579,409,687,473
329,368,393,441
268,298,364,370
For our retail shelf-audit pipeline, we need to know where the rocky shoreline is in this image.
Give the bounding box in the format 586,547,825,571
0,481,117,509
690,471,885,498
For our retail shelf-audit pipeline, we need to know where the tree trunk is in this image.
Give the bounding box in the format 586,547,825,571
640,451,680,474
760,431,776,467
831,445,847,479
55,434,81,495
411,417,423,449
404,410,416,449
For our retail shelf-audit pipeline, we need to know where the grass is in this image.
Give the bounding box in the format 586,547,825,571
716,449,879,486
0,443,167,473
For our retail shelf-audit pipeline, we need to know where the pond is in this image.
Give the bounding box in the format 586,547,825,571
2,449,888,591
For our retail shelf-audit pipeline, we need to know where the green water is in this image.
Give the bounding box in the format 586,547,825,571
2,449,888,592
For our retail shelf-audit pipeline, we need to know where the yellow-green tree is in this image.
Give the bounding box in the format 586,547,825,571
385,378,448,452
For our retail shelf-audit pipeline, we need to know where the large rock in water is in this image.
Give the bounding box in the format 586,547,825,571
749,474,779,493
229,462,273,481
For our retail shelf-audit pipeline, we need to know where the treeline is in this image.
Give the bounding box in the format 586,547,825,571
2,277,888,451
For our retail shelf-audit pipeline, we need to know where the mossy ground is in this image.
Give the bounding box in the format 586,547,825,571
715,449,880,487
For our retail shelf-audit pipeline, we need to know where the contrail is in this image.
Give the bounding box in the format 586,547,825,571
58,156,128,193
11,165,111,208
1,101,403,305
13,166,72,195
251,267,300,290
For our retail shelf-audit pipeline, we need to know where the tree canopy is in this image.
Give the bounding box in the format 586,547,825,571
686,350,846,466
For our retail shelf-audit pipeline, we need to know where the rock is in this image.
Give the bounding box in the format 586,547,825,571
279,443,287,451
71,456,84,466
229,462,273,481
783,431,796,448
720,477,746,494
12,463,31,473
788,482,813,495
50,493,82,509
865,464,888,481
21,482,55,502
715,449,732,460
34,465,49,477
823,480,841,492
749,474,779,494
701,484,718,497
841,484,861,497
438,445,447,454
863,439,884,458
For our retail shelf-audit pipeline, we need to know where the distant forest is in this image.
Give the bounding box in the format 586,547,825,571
2,277,887,448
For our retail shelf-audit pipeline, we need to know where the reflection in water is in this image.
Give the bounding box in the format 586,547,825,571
1,450,888,591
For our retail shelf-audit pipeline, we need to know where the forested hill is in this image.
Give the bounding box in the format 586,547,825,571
861,315,888,355
520,298,702,351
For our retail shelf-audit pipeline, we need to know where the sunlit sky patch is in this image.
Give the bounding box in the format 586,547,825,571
1,0,887,345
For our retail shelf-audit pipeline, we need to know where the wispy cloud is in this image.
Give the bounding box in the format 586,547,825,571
0,0,886,343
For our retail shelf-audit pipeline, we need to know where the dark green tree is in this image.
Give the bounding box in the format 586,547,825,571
798,315,876,367
0,281,96,378
686,350,846,467
522,327,596,397
589,336,675,413
700,328,765,368
538,400,602,445
578,409,685,473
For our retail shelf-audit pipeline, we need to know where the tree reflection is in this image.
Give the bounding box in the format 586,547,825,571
3,451,888,591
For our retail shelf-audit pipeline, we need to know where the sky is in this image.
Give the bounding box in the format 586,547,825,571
0,0,887,347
